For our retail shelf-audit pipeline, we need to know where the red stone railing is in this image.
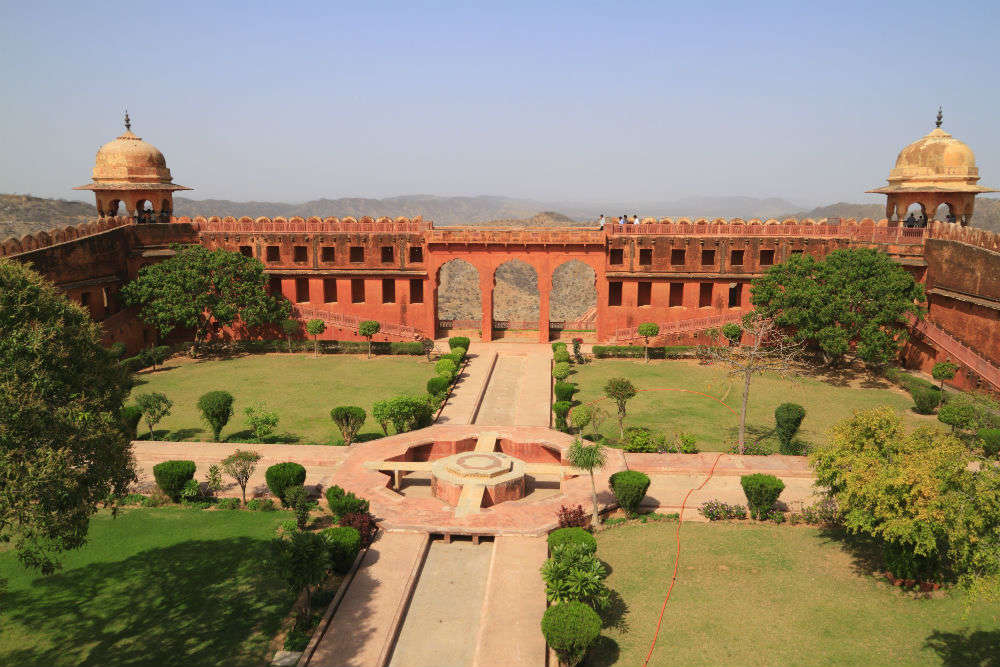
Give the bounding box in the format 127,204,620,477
0,216,133,257
290,304,422,340
425,227,606,245
926,220,1000,253
910,317,1000,391
608,220,927,244
188,216,431,234
615,312,746,343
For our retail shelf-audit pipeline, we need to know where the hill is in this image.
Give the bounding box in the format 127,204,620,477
0,195,96,239
781,198,1000,233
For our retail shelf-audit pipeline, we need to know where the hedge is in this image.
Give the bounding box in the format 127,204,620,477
152,460,196,501
883,367,938,395
541,602,602,666
235,339,424,355
427,375,451,396
265,462,307,506
323,526,362,574
448,336,471,351
547,527,596,554
553,349,571,364
325,484,370,519
912,387,942,414
609,470,651,517
592,345,695,359
553,381,577,402
740,473,785,520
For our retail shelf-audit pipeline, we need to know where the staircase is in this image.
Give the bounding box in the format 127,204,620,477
615,313,745,344
291,305,422,341
911,317,1000,391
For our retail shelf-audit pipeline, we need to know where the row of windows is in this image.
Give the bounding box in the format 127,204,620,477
607,281,744,308
271,277,425,305
610,247,778,267
245,245,424,265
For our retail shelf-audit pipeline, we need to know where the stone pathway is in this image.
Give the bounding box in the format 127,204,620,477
474,355,524,425
437,350,498,425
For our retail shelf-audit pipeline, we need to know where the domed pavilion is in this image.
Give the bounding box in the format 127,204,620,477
867,109,995,226
73,112,191,222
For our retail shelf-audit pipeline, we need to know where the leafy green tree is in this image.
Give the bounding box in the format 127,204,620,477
135,392,172,439
382,396,433,434
603,377,637,439
220,449,261,505
811,407,1000,597
281,318,300,353
269,530,329,622
567,438,607,525
120,244,290,347
721,322,743,346
197,390,234,441
372,400,391,435
330,406,366,445
636,322,660,363
358,320,381,358
937,395,982,434
305,318,326,356
419,337,435,362
0,259,135,574
245,403,279,441
751,248,924,366
932,360,959,390
570,404,592,434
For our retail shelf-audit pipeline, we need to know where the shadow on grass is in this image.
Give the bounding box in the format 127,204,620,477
354,432,385,443
816,525,884,577
924,629,1000,667
600,589,630,633
584,635,621,667
1,538,292,667
226,430,301,445
167,427,205,441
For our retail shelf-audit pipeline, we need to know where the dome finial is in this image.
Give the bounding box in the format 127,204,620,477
936,106,943,129
124,108,131,132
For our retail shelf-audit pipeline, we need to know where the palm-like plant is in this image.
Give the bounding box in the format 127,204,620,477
567,438,607,525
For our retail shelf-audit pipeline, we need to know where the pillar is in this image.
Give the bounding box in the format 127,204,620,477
480,268,494,342
538,271,552,343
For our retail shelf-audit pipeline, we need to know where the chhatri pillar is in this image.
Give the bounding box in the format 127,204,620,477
867,108,995,227
74,112,192,223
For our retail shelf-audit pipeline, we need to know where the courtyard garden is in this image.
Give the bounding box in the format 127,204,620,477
584,521,1000,667
128,354,433,444
569,358,928,452
0,507,297,667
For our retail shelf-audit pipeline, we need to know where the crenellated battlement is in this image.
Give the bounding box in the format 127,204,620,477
0,216,133,258
927,220,1000,253
184,215,431,234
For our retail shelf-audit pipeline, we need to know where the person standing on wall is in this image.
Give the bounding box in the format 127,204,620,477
598,214,605,229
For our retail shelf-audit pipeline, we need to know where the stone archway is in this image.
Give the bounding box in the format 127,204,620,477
492,259,539,336
550,260,597,333
436,259,482,338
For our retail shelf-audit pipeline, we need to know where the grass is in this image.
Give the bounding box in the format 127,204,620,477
0,507,295,667
589,522,1000,667
129,353,433,444
570,359,929,451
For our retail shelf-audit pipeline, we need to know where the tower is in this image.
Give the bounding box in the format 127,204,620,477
73,112,191,222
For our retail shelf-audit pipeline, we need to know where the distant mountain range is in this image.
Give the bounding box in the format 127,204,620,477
3,193,998,238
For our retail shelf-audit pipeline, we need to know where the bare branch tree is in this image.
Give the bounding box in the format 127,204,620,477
705,312,802,454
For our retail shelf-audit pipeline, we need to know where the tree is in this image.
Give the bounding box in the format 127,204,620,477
135,392,173,439
281,318,300,353
269,531,329,622
811,407,1000,596
120,244,290,347
220,449,261,506
567,438,607,525
0,259,135,574
197,390,234,441
932,360,959,391
636,322,660,363
750,248,924,366
305,319,326,356
603,377,637,439
721,322,743,346
570,404,592,434
358,320,380,358
245,403,279,441
419,337,435,362
330,406,366,445
588,404,609,439
373,396,433,434
707,312,800,454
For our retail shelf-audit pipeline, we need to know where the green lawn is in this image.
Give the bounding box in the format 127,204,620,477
571,359,929,451
130,354,433,444
0,507,294,667
590,522,1000,667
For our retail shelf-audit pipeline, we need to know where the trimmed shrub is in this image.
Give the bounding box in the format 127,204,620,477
912,387,942,415
609,470,651,517
552,341,568,352
552,400,571,431
285,485,311,529
426,375,450,396
265,462,307,506
978,428,1000,457
326,485,370,519
721,322,743,345
246,498,276,511
323,526,362,574
699,500,748,521
621,426,665,453
152,460,196,501
553,349,571,364
553,381,577,402
330,405,366,445
340,511,378,548
121,405,143,440
774,403,805,447
883,367,938,395
592,345,694,359
450,347,467,361
435,358,458,377
216,497,240,510
552,361,572,380
448,336,471,351
197,390,235,441
541,601,602,667
570,405,592,434
740,473,785,520
547,527,596,554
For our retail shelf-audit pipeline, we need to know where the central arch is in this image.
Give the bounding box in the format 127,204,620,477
436,259,482,338
551,260,597,333
493,259,539,337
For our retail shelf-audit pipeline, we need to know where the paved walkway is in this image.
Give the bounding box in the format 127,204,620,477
474,355,524,425
437,351,497,425
306,531,429,667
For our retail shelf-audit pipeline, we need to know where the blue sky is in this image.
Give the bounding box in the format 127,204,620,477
1,0,997,206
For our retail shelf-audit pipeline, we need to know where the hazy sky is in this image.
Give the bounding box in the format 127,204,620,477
2,1,998,207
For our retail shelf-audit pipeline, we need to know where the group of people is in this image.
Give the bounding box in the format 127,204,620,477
597,214,641,229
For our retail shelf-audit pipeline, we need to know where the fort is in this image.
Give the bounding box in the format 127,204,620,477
3,114,999,393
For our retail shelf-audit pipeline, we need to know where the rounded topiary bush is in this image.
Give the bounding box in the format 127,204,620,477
450,347,467,361
979,428,1000,457
774,402,806,446
265,462,307,506
541,601,602,666
197,390,235,441
323,525,362,574
152,460,196,501
435,358,458,377
554,349,571,364
552,400,571,431
547,527,596,554
609,470,651,517
912,387,942,415
121,405,143,440
427,375,450,396
740,473,786,520
326,484,370,519
552,361,572,381
553,381,577,402
448,336,470,351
